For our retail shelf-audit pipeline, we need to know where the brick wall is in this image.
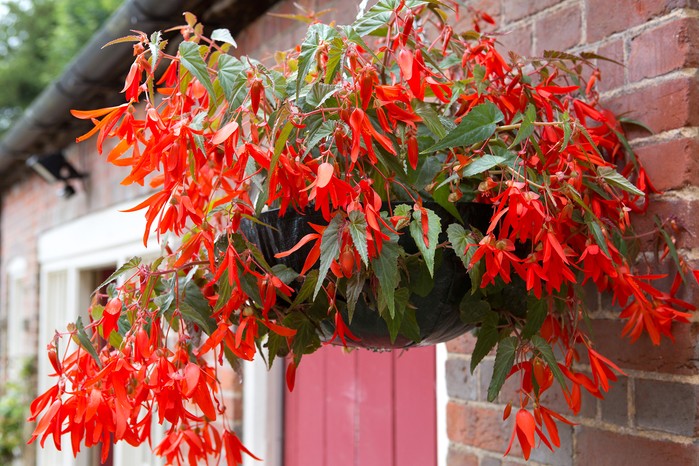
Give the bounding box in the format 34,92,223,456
447,1,699,465
2,0,697,464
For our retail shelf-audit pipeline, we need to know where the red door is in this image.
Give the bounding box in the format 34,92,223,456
284,346,437,466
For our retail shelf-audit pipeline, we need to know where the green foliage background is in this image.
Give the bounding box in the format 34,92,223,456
0,0,121,133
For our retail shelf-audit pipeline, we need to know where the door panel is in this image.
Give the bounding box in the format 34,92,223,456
284,346,436,466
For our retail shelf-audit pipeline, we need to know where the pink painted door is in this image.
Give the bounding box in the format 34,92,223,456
284,346,437,466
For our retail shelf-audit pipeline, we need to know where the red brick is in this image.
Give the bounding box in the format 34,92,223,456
596,39,625,92
634,137,699,191
586,0,694,42
447,402,519,455
446,332,478,354
628,18,699,82
603,75,699,137
501,0,559,24
590,319,699,375
634,379,697,436
446,446,479,466
496,23,533,58
534,5,582,55
599,375,628,425
574,428,699,466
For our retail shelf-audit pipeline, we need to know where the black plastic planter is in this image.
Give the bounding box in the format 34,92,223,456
240,202,494,350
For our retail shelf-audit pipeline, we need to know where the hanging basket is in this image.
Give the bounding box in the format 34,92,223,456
241,202,495,350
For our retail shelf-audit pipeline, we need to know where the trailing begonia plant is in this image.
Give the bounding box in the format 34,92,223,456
28,1,697,464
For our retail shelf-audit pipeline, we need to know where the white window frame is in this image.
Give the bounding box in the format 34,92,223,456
37,199,159,466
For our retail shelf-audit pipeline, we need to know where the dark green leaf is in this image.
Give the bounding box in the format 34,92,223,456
471,311,499,372
314,214,344,298
345,272,366,322
487,336,517,402
271,264,299,285
598,166,645,197
461,154,507,177
413,100,447,139
422,101,504,154
405,256,434,297
75,316,101,368
217,55,247,105
433,180,463,223
521,297,548,339
510,103,536,148
561,111,572,151
585,215,611,257
399,305,421,343
348,210,369,266
372,240,401,317
291,270,319,307
180,280,216,334
382,287,410,343
301,119,336,157
459,292,491,324
179,41,215,98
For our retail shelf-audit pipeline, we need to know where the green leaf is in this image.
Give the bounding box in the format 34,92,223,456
348,210,369,266
218,55,247,105
400,305,421,343
306,82,338,108
149,31,162,74
510,103,536,148
487,336,517,402
179,280,216,334
301,119,336,157
297,24,339,95
291,270,319,308
471,311,499,372
461,154,507,177
447,223,471,268
211,28,237,47
74,316,101,368
179,41,215,98
459,292,491,324
287,313,322,356
561,111,572,151
271,264,299,285
521,297,548,340
382,287,410,343
530,335,568,394
405,255,434,297
345,272,366,322
324,36,345,83
413,100,447,139
472,64,487,95
422,101,504,154
258,118,294,215
409,207,441,277
371,240,401,317
433,179,463,222
585,215,611,257
598,166,645,197
314,214,344,298
97,257,141,290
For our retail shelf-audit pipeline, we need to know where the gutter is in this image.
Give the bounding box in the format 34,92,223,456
0,0,281,188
